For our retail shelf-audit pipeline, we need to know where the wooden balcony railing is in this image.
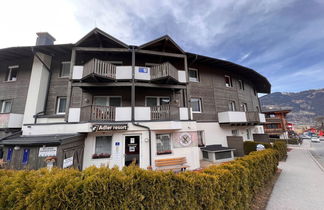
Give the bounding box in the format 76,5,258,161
150,105,179,121
264,128,285,133
150,62,178,81
83,58,116,79
81,105,116,121
265,118,282,123
246,111,260,122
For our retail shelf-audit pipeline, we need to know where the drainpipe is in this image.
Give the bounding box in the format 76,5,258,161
31,47,52,124
130,46,152,168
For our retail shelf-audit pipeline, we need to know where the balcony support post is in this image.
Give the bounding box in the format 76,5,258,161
65,48,76,122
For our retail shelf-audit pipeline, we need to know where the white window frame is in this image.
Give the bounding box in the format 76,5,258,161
94,135,113,156
242,103,248,112
231,130,238,136
59,61,71,78
145,96,170,106
197,130,205,147
191,98,202,113
56,97,67,115
156,133,172,155
189,68,199,82
246,129,251,140
93,96,122,106
6,65,19,82
238,80,244,90
225,75,233,87
0,100,12,113
228,101,236,111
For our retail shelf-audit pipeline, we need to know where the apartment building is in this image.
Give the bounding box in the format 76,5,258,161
262,109,291,139
0,28,270,170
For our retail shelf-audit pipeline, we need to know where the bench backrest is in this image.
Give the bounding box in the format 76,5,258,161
155,157,186,167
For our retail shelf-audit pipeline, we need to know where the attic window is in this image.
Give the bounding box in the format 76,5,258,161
6,65,19,81
225,75,233,87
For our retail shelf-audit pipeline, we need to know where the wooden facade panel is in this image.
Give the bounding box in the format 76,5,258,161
45,55,70,115
0,57,33,114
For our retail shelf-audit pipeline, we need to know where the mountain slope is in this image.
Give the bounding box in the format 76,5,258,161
260,88,324,125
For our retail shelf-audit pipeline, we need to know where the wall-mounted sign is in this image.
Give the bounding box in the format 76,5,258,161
172,132,198,148
63,156,73,168
92,124,128,132
39,147,57,157
138,67,148,73
179,133,193,146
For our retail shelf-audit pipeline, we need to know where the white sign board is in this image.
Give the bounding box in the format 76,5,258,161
38,147,57,157
63,157,73,168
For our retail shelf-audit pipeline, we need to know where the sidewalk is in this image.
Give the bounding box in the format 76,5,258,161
267,141,324,210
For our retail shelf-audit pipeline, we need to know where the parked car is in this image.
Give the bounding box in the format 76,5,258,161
311,136,320,143
300,134,311,140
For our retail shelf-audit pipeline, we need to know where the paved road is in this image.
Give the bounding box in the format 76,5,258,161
309,139,324,169
267,141,324,210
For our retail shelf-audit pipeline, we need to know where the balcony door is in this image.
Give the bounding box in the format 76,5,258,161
145,97,170,107
124,136,140,166
94,96,122,107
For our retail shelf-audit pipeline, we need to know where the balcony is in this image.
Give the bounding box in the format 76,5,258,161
0,113,24,128
72,59,187,84
264,128,285,134
76,105,190,122
81,58,116,82
218,111,265,125
265,117,282,123
150,62,179,84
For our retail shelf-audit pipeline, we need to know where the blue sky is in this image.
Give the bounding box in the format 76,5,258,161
1,0,323,93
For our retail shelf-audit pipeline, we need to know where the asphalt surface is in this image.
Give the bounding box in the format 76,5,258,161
267,141,324,210
309,139,324,168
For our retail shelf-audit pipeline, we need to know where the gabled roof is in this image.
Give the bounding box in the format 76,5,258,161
138,35,185,54
75,28,129,48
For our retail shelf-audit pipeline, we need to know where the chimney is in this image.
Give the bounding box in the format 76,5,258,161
36,32,56,46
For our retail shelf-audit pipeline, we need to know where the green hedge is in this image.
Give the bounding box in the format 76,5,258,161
244,141,287,161
0,149,279,210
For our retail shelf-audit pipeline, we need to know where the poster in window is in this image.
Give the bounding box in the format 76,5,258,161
22,149,30,165
6,148,13,161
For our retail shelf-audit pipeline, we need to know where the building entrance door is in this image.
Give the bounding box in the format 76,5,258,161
124,136,140,166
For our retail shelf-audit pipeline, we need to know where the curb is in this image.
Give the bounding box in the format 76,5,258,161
308,150,324,173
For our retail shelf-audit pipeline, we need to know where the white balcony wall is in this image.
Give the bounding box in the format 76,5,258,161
178,71,187,83
72,66,83,79
116,66,132,80
179,107,189,120
218,111,247,123
115,107,131,121
135,107,150,121
68,108,81,122
259,113,266,123
0,113,24,128
135,67,150,80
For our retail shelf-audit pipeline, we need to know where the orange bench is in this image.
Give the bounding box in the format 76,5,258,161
155,157,189,172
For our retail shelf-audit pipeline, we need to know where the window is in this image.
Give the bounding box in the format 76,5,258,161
197,131,205,147
94,96,122,107
6,65,18,81
191,98,202,113
189,68,199,82
0,100,12,113
145,97,170,107
228,101,236,111
238,80,244,90
6,148,13,161
242,103,248,112
254,89,257,96
22,148,30,165
225,75,233,87
60,62,71,78
231,130,238,136
246,129,251,139
56,97,67,114
156,134,171,154
95,136,112,156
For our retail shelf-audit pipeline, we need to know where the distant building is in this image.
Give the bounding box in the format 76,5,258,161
262,109,291,139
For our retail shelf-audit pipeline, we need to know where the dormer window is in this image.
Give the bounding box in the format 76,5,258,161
225,75,233,87
6,65,18,82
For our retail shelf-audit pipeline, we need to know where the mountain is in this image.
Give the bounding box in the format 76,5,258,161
260,88,324,126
